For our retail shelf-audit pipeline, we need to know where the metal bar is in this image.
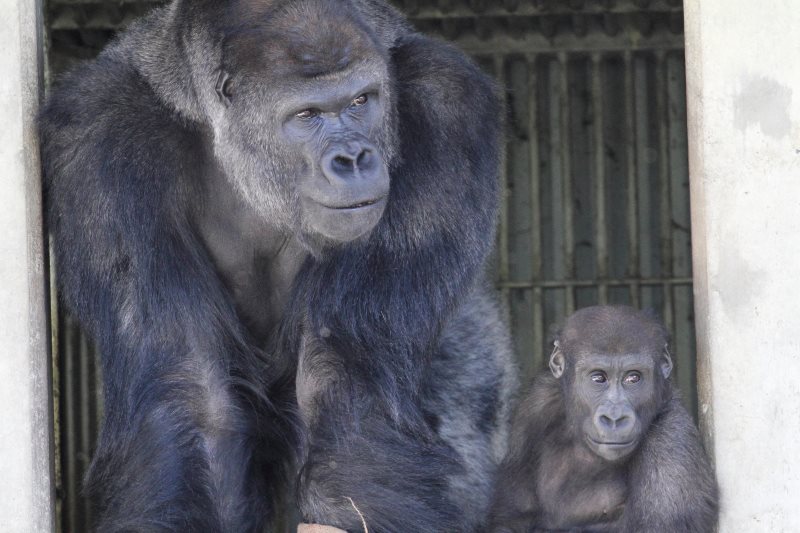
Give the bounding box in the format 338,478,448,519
663,281,676,344
655,50,674,334
667,50,696,417
668,51,691,278
48,238,63,533
94,344,104,437
400,32,684,55
498,277,693,289
546,56,566,327
656,50,672,279
396,3,684,18
50,0,682,14
624,50,640,306
48,11,687,54
559,52,576,314
592,53,609,304
494,54,510,311
527,53,544,370
61,315,77,533
634,52,653,292
79,332,94,526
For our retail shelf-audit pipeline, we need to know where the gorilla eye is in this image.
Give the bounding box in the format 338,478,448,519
624,372,642,384
590,372,607,384
296,109,320,120
351,94,369,107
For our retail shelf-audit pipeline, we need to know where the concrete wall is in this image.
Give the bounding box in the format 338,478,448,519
0,0,54,531
684,1,800,531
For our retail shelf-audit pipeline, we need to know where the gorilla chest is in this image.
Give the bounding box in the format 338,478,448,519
536,445,627,530
195,190,307,343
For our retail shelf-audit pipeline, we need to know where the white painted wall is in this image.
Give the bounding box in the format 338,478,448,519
0,0,54,531
684,1,800,531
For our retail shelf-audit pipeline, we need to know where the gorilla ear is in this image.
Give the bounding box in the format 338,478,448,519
660,343,674,379
215,70,234,107
549,341,566,379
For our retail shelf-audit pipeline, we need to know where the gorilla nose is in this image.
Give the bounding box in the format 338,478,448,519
595,408,634,434
598,414,631,430
322,142,378,183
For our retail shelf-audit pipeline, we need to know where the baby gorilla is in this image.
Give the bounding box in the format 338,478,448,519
489,305,718,532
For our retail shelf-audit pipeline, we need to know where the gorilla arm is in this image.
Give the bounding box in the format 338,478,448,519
488,374,562,533
622,398,719,532
41,51,294,531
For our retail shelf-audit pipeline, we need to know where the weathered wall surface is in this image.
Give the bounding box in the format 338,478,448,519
0,0,54,531
685,1,800,531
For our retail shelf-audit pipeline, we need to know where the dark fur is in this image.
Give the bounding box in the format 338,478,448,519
489,306,718,533
41,0,515,531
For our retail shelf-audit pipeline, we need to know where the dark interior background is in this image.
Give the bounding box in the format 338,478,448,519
44,1,691,531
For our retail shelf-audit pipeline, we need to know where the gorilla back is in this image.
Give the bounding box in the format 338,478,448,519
41,0,515,531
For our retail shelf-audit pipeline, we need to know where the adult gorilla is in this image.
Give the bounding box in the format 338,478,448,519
41,0,515,531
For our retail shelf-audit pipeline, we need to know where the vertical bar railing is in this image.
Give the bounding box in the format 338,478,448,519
666,50,696,416
624,50,640,307
558,52,576,315
656,50,675,336
495,54,510,313
526,52,545,370
592,53,609,305
61,315,78,533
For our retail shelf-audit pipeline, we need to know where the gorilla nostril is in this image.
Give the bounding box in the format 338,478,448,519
324,143,377,182
356,148,371,168
332,155,354,172
598,412,631,430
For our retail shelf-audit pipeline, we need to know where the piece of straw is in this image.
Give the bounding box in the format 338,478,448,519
346,497,368,533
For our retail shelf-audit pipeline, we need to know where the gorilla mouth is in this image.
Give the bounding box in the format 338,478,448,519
588,437,635,448
329,196,386,210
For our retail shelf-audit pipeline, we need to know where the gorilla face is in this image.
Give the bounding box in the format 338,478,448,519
570,353,653,463
208,0,396,251
549,306,674,464
281,70,391,243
